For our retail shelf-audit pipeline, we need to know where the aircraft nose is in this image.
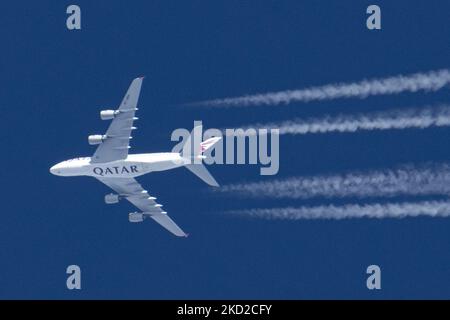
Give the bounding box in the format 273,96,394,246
50,164,61,175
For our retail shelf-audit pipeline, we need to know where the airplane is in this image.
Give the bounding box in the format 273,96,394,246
50,77,221,237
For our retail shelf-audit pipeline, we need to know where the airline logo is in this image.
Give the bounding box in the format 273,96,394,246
93,165,139,176
200,137,220,153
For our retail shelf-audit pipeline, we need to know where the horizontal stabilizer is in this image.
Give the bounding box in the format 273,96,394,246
185,164,219,187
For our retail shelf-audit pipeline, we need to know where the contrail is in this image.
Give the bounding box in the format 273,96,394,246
228,200,450,220
196,69,450,107
218,164,450,199
241,105,450,135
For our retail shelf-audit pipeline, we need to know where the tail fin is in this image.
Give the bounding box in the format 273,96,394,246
180,125,221,187
200,137,222,153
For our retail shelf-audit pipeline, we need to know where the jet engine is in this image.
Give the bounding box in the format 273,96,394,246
105,193,119,204
129,212,145,223
88,134,107,145
100,109,119,120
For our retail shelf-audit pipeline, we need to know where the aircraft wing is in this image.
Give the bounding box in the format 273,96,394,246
96,177,187,237
91,77,144,163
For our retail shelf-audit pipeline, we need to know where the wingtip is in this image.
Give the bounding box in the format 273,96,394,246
209,181,220,187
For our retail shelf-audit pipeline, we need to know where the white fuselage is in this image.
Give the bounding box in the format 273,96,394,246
50,153,188,178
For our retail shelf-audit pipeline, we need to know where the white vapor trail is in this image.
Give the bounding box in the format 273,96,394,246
229,200,450,220
218,164,450,199
197,69,450,107
242,105,450,135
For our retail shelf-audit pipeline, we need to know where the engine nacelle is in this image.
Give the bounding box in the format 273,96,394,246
105,193,119,204
88,134,107,145
129,212,145,223
100,109,119,120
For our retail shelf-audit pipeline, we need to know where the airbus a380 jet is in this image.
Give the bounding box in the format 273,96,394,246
50,77,221,237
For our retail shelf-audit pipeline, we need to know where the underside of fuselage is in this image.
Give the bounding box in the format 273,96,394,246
50,152,185,178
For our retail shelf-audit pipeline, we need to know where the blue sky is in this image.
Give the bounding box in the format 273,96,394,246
0,1,449,299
